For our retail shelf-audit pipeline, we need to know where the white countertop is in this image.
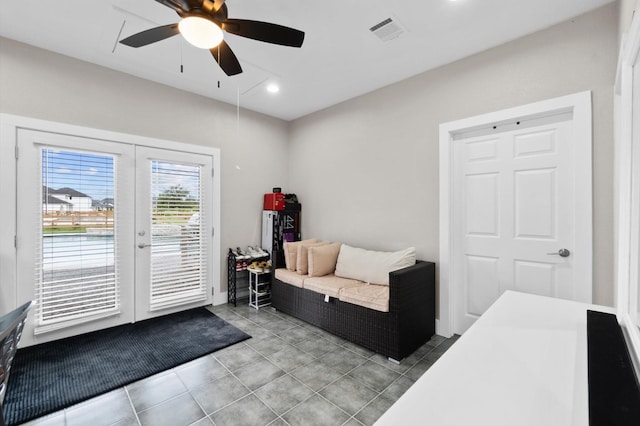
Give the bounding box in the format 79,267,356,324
375,291,614,426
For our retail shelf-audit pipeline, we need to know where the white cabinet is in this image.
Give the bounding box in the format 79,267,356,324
375,291,617,426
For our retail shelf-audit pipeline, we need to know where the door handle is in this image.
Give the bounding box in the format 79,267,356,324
138,243,152,249
547,248,570,257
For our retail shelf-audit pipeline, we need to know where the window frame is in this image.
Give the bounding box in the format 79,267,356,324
615,7,640,375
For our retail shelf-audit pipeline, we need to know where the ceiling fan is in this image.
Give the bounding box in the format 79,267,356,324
119,0,305,76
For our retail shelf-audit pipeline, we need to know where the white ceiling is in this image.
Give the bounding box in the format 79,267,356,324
0,0,615,121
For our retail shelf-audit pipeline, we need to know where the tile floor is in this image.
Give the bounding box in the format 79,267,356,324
22,303,458,426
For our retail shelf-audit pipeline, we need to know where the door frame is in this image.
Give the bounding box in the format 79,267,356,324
0,113,222,326
438,92,593,337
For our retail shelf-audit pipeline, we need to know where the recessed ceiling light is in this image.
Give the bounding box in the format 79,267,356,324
266,83,280,94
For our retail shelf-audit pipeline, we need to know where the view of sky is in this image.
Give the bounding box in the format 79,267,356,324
42,148,114,201
151,160,200,200
41,149,201,201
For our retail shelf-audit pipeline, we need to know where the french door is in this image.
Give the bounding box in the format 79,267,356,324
16,130,213,346
134,147,213,321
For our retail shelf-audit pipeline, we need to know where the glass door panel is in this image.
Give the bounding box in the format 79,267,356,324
40,148,117,327
135,147,213,320
17,130,135,346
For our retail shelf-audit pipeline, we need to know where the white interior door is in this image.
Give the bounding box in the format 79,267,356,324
134,147,213,321
452,112,587,334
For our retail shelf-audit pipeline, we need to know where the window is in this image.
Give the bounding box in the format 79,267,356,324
37,148,119,332
148,161,208,311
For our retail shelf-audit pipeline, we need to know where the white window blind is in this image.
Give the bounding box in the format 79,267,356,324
36,148,120,333
149,161,207,311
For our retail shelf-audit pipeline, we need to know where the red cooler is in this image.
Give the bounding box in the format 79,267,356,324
264,193,285,210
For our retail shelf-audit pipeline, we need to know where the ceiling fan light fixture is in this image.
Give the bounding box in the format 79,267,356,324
179,16,223,49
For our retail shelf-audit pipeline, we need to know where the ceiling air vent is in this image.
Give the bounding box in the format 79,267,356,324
369,17,405,42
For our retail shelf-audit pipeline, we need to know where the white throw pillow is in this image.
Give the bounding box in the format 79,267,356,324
334,244,416,285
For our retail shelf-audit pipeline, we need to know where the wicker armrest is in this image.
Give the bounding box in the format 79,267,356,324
388,260,435,313
388,261,436,359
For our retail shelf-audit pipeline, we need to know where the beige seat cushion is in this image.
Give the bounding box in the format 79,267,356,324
274,268,306,288
339,284,390,312
283,239,316,271
303,274,364,298
308,242,342,277
296,241,329,275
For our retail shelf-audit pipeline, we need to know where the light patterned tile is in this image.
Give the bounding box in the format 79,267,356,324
354,395,395,426
21,311,461,426
404,358,434,382
246,336,291,357
319,376,379,415
294,337,341,358
290,361,343,392
317,347,368,375
214,344,264,371
282,395,349,426
380,376,415,400
267,346,313,372
233,358,286,391
66,389,138,426
174,355,229,390
254,374,313,415
127,371,187,412
191,374,250,415
137,393,205,426
348,361,400,392
210,395,277,426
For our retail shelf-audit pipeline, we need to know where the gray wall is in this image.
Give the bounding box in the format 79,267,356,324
288,2,619,307
0,2,621,311
0,37,290,293
619,0,638,41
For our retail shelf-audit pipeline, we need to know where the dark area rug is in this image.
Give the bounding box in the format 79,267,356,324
3,307,250,425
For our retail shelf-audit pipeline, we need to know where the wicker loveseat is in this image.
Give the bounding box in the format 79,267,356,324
270,241,436,362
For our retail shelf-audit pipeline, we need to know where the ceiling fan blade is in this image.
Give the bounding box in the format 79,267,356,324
212,3,228,21
221,19,304,47
201,0,225,14
120,23,180,48
210,40,243,76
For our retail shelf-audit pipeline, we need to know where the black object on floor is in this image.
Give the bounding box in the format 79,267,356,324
2,307,250,425
586,309,640,426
